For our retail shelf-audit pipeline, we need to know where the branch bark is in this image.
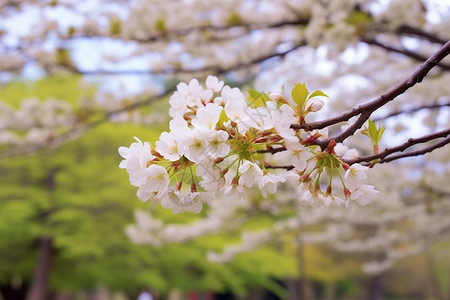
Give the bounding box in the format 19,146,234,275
345,128,450,165
363,38,450,71
291,39,450,148
372,101,450,121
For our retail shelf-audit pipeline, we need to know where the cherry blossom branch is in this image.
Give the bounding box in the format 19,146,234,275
291,39,450,148
345,128,450,165
396,25,448,45
63,19,309,44
76,42,305,76
372,101,450,121
262,129,449,169
370,137,450,165
264,164,294,170
362,38,450,71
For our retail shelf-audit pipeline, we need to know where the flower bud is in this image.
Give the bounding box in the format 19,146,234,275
326,184,332,195
177,181,183,190
307,99,324,112
344,187,351,198
269,92,283,102
341,162,350,171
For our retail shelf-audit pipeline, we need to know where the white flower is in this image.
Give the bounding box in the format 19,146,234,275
197,162,225,193
161,188,183,211
269,92,283,102
185,192,213,213
344,163,369,191
335,143,359,160
136,188,161,204
225,99,248,123
246,104,276,131
295,181,309,199
274,104,297,133
184,128,215,163
205,75,224,92
155,131,186,161
285,145,312,172
206,130,230,158
118,136,154,186
184,127,229,163
161,189,212,214
221,86,248,122
169,116,189,131
184,79,204,107
238,161,263,189
258,173,286,198
191,103,223,130
317,193,332,207
300,190,315,205
136,165,170,201
169,91,188,118
349,184,378,206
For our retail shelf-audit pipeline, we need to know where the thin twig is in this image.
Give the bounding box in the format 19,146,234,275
76,42,305,76
363,38,450,71
345,128,450,165
396,25,448,45
372,102,450,121
371,136,450,165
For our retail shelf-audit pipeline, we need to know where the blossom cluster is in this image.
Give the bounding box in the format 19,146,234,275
119,76,378,213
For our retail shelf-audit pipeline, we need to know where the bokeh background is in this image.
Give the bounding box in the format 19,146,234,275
1,1,450,300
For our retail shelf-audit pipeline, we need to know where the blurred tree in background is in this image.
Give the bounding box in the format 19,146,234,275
0,1,449,300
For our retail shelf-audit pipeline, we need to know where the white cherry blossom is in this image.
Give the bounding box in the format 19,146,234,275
258,172,286,198
191,103,223,130
155,131,186,161
118,136,154,186
349,184,379,206
136,165,170,201
238,161,263,189
344,163,369,191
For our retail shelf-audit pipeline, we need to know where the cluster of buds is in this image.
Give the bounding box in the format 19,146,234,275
119,76,377,213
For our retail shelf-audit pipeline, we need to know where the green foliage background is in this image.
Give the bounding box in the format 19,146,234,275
0,77,300,298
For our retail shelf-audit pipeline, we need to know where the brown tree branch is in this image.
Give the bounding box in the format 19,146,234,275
264,164,294,170
396,25,448,45
262,129,450,169
372,101,450,121
363,38,450,71
345,128,450,165
370,136,450,165
76,42,305,76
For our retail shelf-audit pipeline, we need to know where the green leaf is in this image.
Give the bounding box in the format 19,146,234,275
378,126,386,143
227,12,242,25
346,11,372,26
291,82,309,109
109,19,122,35
368,119,378,144
216,108,229,128
307,90,328,100
246,89,270,108
364,119,385,146
155,18,166,32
